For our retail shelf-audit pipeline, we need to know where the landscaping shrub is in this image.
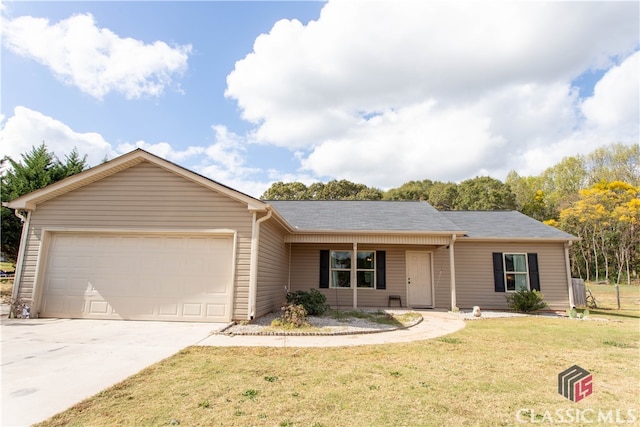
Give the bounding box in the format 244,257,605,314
286,289,327,315
271,304,308,328
505,289,548,313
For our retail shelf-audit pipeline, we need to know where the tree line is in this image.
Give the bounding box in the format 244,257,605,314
262,144,639,284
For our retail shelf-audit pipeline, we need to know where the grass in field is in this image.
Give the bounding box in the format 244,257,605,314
0,261,14,303
585,282,640,318
37,286,640,427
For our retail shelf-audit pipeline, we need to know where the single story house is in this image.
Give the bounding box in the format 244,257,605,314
5,149,578,322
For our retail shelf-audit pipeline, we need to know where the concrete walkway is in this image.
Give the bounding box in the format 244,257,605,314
197,310,466,347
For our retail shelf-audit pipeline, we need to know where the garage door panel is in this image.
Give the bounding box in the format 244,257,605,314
88,300,110,315
183,303,203,316
206,304,226,317
40,233,233,322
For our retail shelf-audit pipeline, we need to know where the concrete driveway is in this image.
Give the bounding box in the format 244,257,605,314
1,318,220,426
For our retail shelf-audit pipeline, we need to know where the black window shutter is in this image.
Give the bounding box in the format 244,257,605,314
319,250,330,288
528,253,540,291
376,251,386,290
493,252,505,292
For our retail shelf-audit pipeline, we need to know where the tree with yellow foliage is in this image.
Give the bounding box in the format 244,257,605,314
554,181,638,284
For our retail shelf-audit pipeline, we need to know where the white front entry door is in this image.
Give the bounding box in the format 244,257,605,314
406,251,433,308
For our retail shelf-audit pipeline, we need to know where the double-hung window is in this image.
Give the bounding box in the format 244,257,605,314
492,252,540,292
356,251,375,288
328,251,376,289
330,251,352,288
504,253,529,291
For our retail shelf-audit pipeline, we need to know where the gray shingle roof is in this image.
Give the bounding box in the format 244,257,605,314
268,201,577,240
441,211,577,240
268,200,462,232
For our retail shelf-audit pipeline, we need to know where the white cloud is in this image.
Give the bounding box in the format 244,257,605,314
581,51,639,134
2,13,191,100
226,0,639,187
0,106,115,166
116,141,205,163
0,107,273,197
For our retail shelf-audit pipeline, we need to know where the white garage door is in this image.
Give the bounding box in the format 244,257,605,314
40,233,234,322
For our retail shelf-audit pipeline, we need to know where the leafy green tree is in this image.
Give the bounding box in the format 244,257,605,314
383,179,434,201
261,179,382,201
312,179,383,200
455,176,517,210
1,144,88,260
427,182,458,210
506,171,553,221
585,143,639,186
261,181,310,200
540,155,588,212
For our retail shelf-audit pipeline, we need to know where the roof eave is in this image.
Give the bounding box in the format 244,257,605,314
457,236,580,242
288,229,466,236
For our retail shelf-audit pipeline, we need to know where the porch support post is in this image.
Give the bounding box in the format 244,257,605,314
352,242,358,308
449,234,458,311
564,241,575,308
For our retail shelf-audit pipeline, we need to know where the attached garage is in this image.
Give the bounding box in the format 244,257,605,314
39,232,235,322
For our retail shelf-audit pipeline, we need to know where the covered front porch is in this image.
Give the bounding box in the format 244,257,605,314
284,233,462,311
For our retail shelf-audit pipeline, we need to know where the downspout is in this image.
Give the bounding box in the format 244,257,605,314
449,234,457,311
248,208,273,319
352,242,357,309
10,209,31,314
564,241,575,308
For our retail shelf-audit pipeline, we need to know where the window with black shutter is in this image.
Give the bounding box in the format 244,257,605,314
493,252,539,292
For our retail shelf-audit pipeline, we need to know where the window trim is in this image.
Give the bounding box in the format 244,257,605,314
356,251,376,289
493,252,540,293
330,250,352,289
327,250,378,290
503,253,530,292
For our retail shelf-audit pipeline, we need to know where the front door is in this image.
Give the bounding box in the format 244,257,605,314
406,251,433,308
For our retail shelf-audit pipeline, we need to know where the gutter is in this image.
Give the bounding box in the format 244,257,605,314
248,208,273,319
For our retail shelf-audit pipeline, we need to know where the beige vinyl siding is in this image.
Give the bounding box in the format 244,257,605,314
432,247,453,309
453,241,570,310
288,244,441,308
15,161,254,319
255,218,289,317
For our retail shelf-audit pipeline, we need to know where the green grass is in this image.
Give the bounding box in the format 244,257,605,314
585,282,640,318
0,261,15,272
36,286,640,427
0,262,14,303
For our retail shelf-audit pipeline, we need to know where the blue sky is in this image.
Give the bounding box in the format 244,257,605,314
1,1,638,197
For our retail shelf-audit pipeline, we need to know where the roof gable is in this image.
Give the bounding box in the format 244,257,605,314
6,149,266,212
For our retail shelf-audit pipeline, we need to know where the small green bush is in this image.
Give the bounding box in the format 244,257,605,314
505,289,548,313
286,289,327,316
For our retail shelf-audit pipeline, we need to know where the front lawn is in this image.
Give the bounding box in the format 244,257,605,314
38,287,639,427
